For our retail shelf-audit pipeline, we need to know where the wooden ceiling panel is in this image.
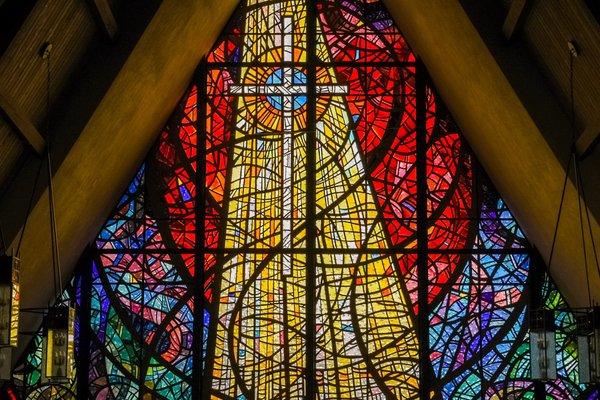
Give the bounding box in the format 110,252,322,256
0,121,23,190
522,0,600,136
0,0,97,192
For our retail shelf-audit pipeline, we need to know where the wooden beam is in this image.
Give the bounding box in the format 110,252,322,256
383,0,600,307
502,0,532,40
10,0,239,357
0,91,45,155
87,0,118,41
577,124,600,159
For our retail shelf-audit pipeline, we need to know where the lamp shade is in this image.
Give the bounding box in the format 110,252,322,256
0,347,12,381
530,309,557,381
42,306,75,382
0,255,20,348
577,307,600,384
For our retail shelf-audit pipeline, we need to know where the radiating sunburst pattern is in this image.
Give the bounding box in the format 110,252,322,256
209,1,418,398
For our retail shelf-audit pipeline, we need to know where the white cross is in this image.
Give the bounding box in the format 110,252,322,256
230,16,348,276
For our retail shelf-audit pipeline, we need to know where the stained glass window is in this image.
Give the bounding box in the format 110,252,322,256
15,0,599,399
